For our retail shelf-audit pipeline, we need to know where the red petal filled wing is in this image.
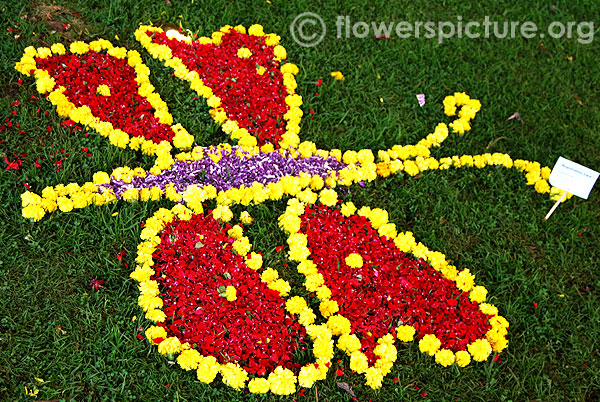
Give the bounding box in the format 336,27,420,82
136,26,301,148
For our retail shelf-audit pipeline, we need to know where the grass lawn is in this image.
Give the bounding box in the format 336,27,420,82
1,0,599,401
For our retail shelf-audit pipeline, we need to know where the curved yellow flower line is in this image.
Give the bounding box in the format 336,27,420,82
136,24,302,150
14,39,194,155
131,203,334,394
278,194,509,389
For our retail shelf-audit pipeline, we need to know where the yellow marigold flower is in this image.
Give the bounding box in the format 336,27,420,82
40,198,57,213
224,225,243,241
269,279,291,297
268,366,296,395
340,201,356,217
245,252,263,270
196,355,220,383
177,348,201,371
479,303,498,316
172,124,194,149
107,46,127,59
298,364,320,388
121,188,139,202
41,186,58,201
261,267,279,283
236,47,253,59
396,325,416,342
36,76,56,94
297,262,317,279
22,204,45,221
138,294,163,311
220,363,248,390
172,203,193,220
316,285,331,300
240,211,254,224
491,315,510,331
345,253,363,268
419,334,441,356
319,299,339,317
469,285,488,303
278,212,301,234
96,84,111,96
307,175,324,191
455,350,471,367
70,41,89,54
349,350,369,374
248,24,265,36
534,179,551,194
130,264,155,283
285,94,303,108
273,45,287,60
145,308,166,322
319,188,338,206
233,236,252,256
327,315,351,336
298,306,316,326
248,377,270,394
289,246,310,261
256,65,266,75
365,367,383,389
225,285,237,301
330,71,345,81
435,349,456,367
92,171,111,185
57,196,74,212
286,296,307,314
234,25,247,34
338,333,362,354
403,160,420,176
468,338,492,362
281,62,299,75
490,335,509,353
456,268,475,292
145,325,167,343
378,222,397,239
139,280,159,296
49,42,66,55
21,191,41,207
304,273,324,292
149,186,163,201
286,198,305,215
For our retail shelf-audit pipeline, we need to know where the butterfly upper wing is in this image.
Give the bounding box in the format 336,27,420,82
15,41,194,155
136,25,302,150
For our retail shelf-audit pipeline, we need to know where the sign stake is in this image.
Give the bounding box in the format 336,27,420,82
544,191,568,221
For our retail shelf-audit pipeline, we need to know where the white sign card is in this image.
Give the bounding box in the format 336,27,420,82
549,157,599,199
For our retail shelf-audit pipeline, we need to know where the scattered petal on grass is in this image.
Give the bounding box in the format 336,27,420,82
330,71,345,81
90,278,105,291
337,382,356,397
507,112,523,123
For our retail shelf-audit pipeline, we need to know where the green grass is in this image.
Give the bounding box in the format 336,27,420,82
1,0,599,401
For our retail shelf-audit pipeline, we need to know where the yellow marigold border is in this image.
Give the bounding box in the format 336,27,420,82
278,193,510,389
130,204,334,395
14,39,194,155
135,24,302,150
